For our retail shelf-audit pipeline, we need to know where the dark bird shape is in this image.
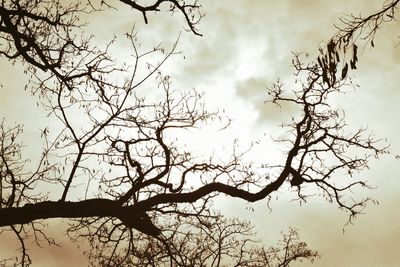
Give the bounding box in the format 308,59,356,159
289,167,305,187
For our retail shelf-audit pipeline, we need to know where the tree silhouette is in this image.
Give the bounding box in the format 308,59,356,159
82,215,319,266
317,0,399,84
0,0,392,266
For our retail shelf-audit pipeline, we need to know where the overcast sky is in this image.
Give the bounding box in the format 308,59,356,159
1,0,399,266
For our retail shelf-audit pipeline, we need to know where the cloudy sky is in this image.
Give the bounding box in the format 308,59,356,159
1,0,399,266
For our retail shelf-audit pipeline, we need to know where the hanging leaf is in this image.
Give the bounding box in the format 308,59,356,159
327,40,335,55
322,70,330,86
350,59,357,70
329,61,336,74
352,44,358,64
341,63,348,79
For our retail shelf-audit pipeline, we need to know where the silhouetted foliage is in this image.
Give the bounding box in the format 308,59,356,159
0,0,393,266
318,0,399,83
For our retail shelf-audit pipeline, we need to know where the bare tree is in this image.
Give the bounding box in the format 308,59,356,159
0,0,390,266
82,216,319,267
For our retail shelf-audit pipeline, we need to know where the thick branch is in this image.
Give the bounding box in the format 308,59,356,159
0,199,118,227
117,0,203,36
133,170,290,211
0,167,290,228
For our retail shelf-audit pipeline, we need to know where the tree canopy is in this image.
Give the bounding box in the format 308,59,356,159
0,0,397,266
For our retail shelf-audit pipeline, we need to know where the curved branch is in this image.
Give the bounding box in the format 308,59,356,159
117,0,203,36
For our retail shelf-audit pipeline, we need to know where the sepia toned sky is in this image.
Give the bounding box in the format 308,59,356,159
1,0,399,266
